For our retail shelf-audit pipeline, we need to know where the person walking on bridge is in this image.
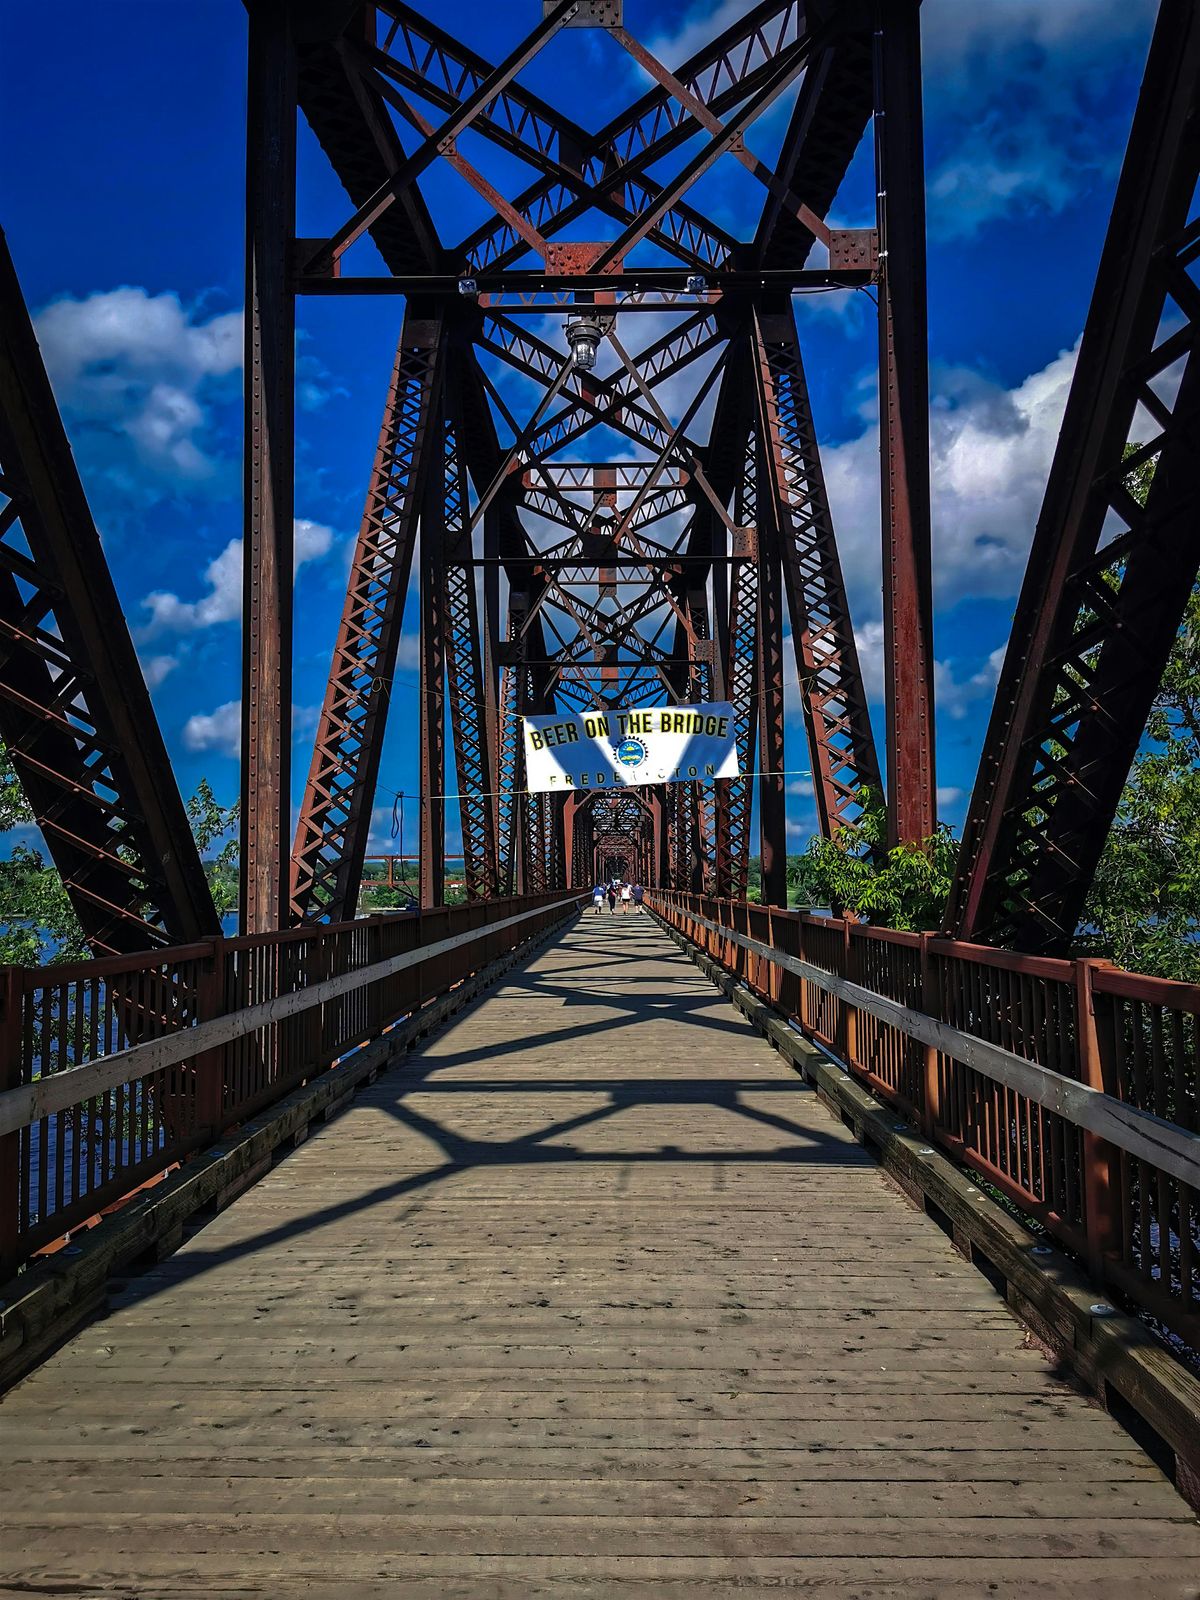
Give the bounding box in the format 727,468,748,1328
620,881,632,913
607,881,618,913
632,882,645,914
592,882,605,915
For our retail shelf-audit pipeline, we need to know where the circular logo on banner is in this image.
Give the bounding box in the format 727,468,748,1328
614,737,648,769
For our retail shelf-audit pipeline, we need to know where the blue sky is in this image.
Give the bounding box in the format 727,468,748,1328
0,0,1159,858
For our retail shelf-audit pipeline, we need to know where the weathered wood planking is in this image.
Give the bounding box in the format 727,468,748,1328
2,912,1198,1598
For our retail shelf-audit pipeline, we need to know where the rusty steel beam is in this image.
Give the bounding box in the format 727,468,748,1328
311,0,578,274
752,305,881,836
755,1,875,270
756,509,788,910
242,0,297,935
290,309,445,923
874,0,936,846
949,0,1200,955
294,4,441,276
373,0,795,273
440,366,499,900
419,418,447,911
715,395,761,901
270,0,897,914
0,234,218,955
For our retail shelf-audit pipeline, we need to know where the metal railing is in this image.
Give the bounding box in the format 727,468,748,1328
0,893,584,1275
650,891,1200,1344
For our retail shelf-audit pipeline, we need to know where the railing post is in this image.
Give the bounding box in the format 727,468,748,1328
1076,957,1121,1281
842,920,858,1071
0,966,23,1279
919,931,940,1138
194,937,226,1137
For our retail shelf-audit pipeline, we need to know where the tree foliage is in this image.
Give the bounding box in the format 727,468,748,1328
185,777,240,919
1072,445,1200,979
788,790,958,932
1080,582,1200,980
0,748,239,964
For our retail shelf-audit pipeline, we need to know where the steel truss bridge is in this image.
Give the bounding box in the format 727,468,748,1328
1,0,1200,1590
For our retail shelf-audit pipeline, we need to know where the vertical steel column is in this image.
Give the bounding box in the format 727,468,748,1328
495,593,528,896
242,0,296,934
757,504,788,908
875,0,936,846
420,403,447,909
438,394,499,900
714,417,760,898
753,307,881,837
290,310,444,923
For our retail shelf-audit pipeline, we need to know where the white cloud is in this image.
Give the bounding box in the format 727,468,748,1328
142,518,336,635
936,785,964,809
183,700,239,757
824,341,1079,615
183,699,322,760
35,287,242,485
395,633,422,671
139,653,177,690
938,646,1007,721
921,0,1157,240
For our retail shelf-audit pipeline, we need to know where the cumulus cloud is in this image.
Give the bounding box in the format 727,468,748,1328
183,700,239,757
644,0,1155,243
142,518,336,635
183,699,323,760
139,653,177,690
921,0,1156,240
938,646,1007,721
35,287,242,488
823,341,1079,615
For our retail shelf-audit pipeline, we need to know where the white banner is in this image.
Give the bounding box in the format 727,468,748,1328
523,702,740,792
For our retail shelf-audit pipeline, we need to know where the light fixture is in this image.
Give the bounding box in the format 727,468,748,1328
685,273,707,295
566,314,603,370
457,276,478,296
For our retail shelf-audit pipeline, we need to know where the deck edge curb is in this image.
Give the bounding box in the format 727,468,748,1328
0,908,579,1395
650,910,1200,1511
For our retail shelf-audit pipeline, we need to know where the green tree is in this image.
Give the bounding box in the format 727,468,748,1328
185,777,240,919
1080,582,1200,980
1071,444,1200,979
0,748,240,963
793,790,958,932
0,750,89,965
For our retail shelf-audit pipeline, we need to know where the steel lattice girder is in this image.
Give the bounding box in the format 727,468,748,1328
370,1,802,274
0,232,218,954
714,392,760,901
437,376,499,901
282,0,885,911
753,304,881,835
948,0,1200,955
291,310,445,923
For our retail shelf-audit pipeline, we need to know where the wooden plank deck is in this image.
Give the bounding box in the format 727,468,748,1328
2,910,1199,1597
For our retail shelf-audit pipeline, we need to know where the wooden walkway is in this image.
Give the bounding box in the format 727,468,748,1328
3,911,1199,1597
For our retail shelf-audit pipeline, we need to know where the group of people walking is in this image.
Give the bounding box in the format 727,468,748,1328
592,878,645,914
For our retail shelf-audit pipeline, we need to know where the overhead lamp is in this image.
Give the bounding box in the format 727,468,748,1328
457,276,478,296
685,273,708,295
566,314,603,370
